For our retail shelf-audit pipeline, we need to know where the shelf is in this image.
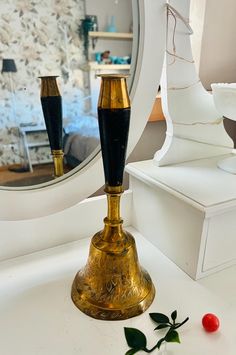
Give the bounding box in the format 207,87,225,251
28,141,49,148
31,159,52,165
88,31,133,39
89,62,130,71
20,126,47,133
20,126,50,171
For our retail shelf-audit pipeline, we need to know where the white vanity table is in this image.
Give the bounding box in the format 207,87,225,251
0,226,235,355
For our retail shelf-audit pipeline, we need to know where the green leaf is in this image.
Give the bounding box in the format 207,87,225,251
154,324,169,330
149,313,170,324
171,310,177,322
124,327,147,349
125,349,141,355
165,330,181,344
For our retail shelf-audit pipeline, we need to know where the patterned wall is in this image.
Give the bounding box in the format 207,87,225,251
0,0,88,165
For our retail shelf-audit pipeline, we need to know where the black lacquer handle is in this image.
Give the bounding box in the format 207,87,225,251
41,96,63,151
98,107,130,186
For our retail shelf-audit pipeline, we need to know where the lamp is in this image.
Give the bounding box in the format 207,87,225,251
1,58,29,172
1,60,17,112
1,59,17,74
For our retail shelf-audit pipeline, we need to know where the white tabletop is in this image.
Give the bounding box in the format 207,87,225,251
126,155,236,209
0,227,235,355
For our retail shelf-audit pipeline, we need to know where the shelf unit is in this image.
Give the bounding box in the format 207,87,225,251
88,62,130,70
88,31,132,69
88,31,133,40
20,126,51,172
88,30,132,114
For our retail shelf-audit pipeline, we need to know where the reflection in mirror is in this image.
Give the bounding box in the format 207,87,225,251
0,0,133,188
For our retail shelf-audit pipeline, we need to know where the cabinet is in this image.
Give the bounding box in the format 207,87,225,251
20,126,51,172
126,156,236,280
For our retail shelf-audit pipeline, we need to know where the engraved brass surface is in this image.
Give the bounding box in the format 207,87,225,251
52,149,64,177
71,187,155,320
98,74,130,109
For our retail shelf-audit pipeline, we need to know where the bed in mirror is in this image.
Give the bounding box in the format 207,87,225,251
0,0,133,188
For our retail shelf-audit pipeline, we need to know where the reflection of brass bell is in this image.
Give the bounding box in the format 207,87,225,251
39,76,64,177
71,74,155,320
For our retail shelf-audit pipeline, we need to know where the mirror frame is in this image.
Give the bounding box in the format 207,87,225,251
0,0,166,221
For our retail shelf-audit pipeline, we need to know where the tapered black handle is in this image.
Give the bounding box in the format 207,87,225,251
41,96,63,150
98,107,130,186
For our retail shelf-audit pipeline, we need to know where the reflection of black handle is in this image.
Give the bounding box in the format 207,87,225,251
98,107,130,186
41,96,63,150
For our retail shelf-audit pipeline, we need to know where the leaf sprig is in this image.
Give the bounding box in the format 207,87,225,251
124,310,189,354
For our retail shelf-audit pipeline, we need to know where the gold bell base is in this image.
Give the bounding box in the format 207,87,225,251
71,229,155,320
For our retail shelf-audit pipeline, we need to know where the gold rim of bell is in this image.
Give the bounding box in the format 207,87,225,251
52,149,64,157
39,76,61,97
52,149,64,177
98,74,130,109
71,272,155,320
104,185,123,194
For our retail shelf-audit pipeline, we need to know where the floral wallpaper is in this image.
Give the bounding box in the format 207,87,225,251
0,0,89,165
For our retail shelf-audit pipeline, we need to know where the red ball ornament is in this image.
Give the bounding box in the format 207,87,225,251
202,313,220,332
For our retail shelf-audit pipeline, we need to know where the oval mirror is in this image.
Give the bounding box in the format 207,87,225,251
0,0,165,220
0,0,134,188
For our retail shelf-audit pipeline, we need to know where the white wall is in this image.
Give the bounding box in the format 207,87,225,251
191,0,236,90
128,121,166,163
190,0,206,73
85,0,132,59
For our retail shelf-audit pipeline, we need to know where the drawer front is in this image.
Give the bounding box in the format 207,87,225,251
203,210,236,271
